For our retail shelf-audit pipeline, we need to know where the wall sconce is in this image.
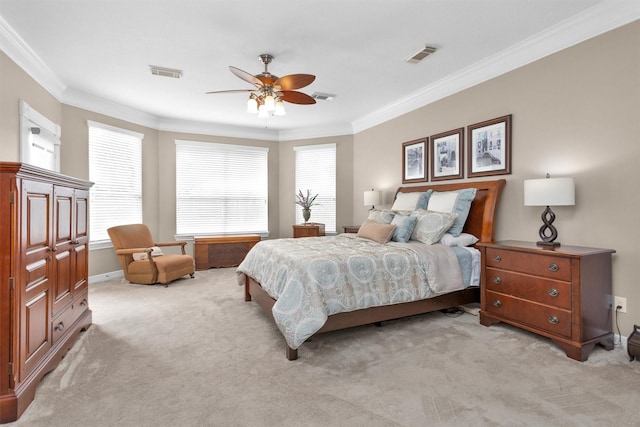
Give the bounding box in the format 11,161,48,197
364,189,381,210
524,174,575,248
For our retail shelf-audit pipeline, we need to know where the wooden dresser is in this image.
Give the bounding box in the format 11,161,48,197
194,235,260,270
0,163,93,423
477,240,615,361
292,223,325,238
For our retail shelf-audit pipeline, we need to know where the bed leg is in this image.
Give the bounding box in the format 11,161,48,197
244,276,252,302
286,346,298,361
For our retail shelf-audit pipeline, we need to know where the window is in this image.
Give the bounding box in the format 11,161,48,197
175,140,269,237
88,121,143,245
295,143,336,233
19,100,61,172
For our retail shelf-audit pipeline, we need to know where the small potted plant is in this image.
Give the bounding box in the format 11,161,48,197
296,189,319,224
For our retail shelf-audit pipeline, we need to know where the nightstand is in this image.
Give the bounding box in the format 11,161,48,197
343,225,360,233
477,240,615,361
292,223,325,238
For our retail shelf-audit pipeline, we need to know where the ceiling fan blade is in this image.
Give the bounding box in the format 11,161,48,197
280,91,316,105
275,74,316,90
205,89,253,94
229,66,262,87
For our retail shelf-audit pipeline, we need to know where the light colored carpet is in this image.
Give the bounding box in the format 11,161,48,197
7,268,640,427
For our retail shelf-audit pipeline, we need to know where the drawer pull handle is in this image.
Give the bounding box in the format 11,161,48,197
548,316,559,325
54,321,65,332
492,276,501,284
493,255,501,262
548,263,559,272
548,288,559,297
493,300,502,308
80,299,87,306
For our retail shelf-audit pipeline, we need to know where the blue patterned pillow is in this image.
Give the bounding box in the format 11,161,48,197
390,214,417,243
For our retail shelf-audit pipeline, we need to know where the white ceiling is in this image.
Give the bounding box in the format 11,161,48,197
0,0,638,140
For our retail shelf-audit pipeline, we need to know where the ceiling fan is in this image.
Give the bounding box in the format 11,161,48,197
206,54,316,117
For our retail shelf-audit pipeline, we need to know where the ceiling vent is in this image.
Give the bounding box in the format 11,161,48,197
405,46,437,64
149,65,183,79
311,92,336,101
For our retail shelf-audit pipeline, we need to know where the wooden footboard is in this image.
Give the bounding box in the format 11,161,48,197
245,275,479,360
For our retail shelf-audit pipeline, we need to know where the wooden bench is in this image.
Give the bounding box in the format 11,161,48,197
194,235,261,270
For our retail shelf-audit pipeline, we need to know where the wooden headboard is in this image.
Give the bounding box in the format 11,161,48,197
395,179,506,243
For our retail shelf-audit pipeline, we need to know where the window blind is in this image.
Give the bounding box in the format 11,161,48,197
294,143,336,233
88,121,143,244
175,140,269,236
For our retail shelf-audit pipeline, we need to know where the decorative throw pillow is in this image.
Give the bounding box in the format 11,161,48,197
357,220,397,243
132,246,164,261
427,188,477,236
415,189,434,210
410,210,458,244
439,232,479,247
390,214,418,243
367,209,395,224
391,191,423,211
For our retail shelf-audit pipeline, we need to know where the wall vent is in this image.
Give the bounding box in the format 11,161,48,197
311,92,336,101
405,46,437,64
149,65,183,79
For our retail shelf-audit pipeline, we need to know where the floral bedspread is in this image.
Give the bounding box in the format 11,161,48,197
236,234,464,349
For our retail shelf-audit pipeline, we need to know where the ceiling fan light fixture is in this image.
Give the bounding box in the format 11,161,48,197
247,98,258,114
274,100,286,116
264,94,276,111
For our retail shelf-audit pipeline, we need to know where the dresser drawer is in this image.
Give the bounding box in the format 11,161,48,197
485,290,571,338
485,248,571,281
485,267,571,310
52,290,89,344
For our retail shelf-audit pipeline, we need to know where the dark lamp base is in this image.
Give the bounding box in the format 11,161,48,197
537,240,561,248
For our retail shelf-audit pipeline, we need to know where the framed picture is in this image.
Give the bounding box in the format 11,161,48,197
402,138,427,183
467,115,512,177
430,128,464,181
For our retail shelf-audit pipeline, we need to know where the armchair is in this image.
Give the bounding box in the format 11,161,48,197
107,224,195,286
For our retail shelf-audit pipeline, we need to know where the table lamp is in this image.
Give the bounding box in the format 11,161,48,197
524,174,575,248
364,189,381,210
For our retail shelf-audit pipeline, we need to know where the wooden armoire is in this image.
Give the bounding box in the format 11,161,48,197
0,162,93,423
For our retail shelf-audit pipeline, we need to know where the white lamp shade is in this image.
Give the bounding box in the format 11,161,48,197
247,98,258,114
524,177,575,206
364,190,381,206
274,100,286,116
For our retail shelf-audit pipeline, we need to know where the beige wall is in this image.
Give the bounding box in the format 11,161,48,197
1,22,637,333
353,21,640,333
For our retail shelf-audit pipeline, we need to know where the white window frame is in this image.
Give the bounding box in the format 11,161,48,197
294,143,337,234
88,121,143,248
175,140,269,239
19,100,61,172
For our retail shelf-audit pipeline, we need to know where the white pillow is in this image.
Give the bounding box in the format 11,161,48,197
132,246,164,261
391,192,423,211
427,191,460,213
410,210,458,245
439,233,479,247
367,209,395,224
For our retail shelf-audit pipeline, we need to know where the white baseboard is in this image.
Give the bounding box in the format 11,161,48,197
89,270,123,284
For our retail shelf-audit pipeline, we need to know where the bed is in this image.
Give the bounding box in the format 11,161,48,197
238,179,506,360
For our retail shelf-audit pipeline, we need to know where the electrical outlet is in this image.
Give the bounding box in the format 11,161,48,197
614,296,627,313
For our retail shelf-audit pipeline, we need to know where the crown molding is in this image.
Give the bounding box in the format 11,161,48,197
278,122,353,141
0,15,66,99
157,118,280,141
351,0,640,134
